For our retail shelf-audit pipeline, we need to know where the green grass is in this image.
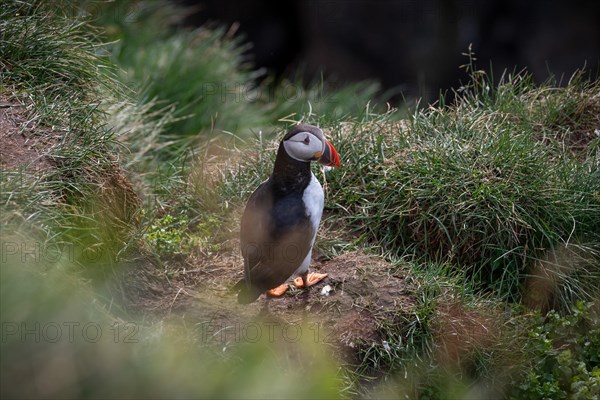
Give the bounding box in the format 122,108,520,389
320,67,600,305
0,0,137,271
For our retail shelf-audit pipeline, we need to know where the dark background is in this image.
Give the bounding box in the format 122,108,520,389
178,0,600,102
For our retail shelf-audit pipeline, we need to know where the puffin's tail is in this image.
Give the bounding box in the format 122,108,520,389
231,279,261,304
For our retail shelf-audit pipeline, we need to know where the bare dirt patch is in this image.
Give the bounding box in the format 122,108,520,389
1,92,140,237
0,97,56,172
125,247,418,362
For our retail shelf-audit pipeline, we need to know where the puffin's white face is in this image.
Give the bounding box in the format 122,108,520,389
283,131,325,162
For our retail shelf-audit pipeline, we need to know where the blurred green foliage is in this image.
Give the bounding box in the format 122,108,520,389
510,302,600,400
79,0,385,158
1,248,342,398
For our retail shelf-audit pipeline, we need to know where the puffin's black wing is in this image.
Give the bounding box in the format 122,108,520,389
238,180,314,304
238,180,273,303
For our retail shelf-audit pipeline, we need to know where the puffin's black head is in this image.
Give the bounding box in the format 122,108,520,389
281,124,341,168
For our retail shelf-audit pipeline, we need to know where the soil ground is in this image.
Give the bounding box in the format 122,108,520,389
123,247,417,362
0,97,56,172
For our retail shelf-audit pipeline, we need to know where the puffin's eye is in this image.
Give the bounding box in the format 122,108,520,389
303,136,310,145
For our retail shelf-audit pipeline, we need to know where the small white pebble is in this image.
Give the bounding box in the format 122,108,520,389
595,128,600,137
383,340,391,353
320,284,333,296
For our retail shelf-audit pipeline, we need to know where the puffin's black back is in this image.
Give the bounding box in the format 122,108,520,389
237,133,316,304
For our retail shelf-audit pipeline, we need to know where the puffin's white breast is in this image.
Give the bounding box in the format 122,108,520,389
292,173,324,277
302,172,325,243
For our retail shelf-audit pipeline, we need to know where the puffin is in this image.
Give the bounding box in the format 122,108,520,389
236,124,341,304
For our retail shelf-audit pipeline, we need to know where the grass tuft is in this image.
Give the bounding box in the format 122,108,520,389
322,65,600,304
1,0,139,276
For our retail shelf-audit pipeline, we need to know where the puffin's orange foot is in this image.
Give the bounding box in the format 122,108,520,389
293,272,328,288
266,283,289,297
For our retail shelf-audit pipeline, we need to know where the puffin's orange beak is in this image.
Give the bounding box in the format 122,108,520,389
318,140,341,168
